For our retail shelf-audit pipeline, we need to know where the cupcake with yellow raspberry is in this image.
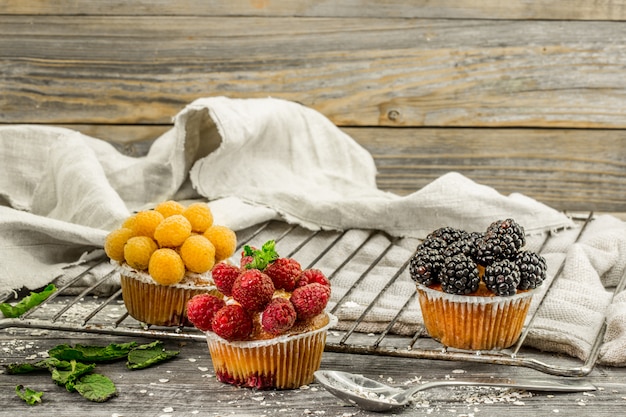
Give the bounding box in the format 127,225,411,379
104,200,237,327
186,240,336,390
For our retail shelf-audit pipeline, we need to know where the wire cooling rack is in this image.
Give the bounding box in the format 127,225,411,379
1,213,623,377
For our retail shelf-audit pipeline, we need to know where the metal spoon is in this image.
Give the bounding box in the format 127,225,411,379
314,370,597,412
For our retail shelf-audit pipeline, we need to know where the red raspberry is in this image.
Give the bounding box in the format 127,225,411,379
211,304,253,341
264,258,302,291
296,268,331,294
290,283,330,320
261,298,297,335
186,294,226,332
231,269,275,311
212,262,241,296
240,246,257,269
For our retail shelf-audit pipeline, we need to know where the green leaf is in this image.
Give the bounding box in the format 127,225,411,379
126,341,179,370
8,340,172,403
74,373,117,402
51,360,96,392
5,357,70,374
15,385,43,406
244,240,279,270
0,284,57,318
48,341,138,362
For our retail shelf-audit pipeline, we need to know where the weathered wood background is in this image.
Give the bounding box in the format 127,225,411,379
1,0,625,212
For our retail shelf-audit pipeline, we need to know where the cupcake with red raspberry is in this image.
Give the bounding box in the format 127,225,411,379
104,200,237,327
186,240,336,389
410,219,547,350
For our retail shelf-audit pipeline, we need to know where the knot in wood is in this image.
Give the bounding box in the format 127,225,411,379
387,109,400,121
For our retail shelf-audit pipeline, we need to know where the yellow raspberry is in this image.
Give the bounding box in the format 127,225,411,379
180,235,216,273
153,214,192,247
203,225,237,262
124,236,158,270
132,210,164,238
148,248,185,285
104,227,134,262
154,200,185,218
121,214,136,231
182,202,214,233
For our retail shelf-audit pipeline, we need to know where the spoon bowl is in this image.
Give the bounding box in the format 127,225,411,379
314,370,597,412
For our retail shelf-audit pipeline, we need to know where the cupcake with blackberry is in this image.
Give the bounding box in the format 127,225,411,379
104,200,237,327
410,219,547,350
186,240,336,389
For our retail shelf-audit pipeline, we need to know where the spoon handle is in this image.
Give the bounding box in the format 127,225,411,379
405,377,596,398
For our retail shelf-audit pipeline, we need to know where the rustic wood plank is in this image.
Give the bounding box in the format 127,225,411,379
3,16,626,128
1,328,625,416
348,127,626,213
50,124,626,213
3,0,626,21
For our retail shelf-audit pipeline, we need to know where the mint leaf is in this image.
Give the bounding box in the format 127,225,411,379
243,245,256,257
48,342,137,362
5,357,70,374
7,340,178,403
51,360,96,392
74,373,117,402
0,284,57,318
15,385,43,405
127,341,179,370
244,240,279,270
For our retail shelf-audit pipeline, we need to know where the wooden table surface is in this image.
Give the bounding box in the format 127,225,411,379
1,322,624,417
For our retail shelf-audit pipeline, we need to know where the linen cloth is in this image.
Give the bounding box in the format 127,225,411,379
0,96,624,365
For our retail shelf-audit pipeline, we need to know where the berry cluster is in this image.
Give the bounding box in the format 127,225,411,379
186,240,331,341
104,200,237,285
409,219,547,296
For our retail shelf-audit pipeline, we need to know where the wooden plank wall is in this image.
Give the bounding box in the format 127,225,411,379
1,1,625,213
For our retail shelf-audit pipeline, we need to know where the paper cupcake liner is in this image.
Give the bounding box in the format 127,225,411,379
120,273,220,327
206,313,338,389
416,283,534,350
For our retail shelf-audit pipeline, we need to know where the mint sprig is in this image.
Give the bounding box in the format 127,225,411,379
51,360,96,392
49,342,138,362
7,340,178,403
0,284,57,318
127,340,179,370
243,240,279,270
15,385,43,406
6,357,69,375
74,374,117,402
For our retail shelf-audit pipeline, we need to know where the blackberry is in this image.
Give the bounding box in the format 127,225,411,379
475,218,526,265
418,236,448,252
409,247,444,286
515,250,547,290
439,254,480,295
483,259,521,296
442,232,482,260
467,231,483,245
427,227,468,245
